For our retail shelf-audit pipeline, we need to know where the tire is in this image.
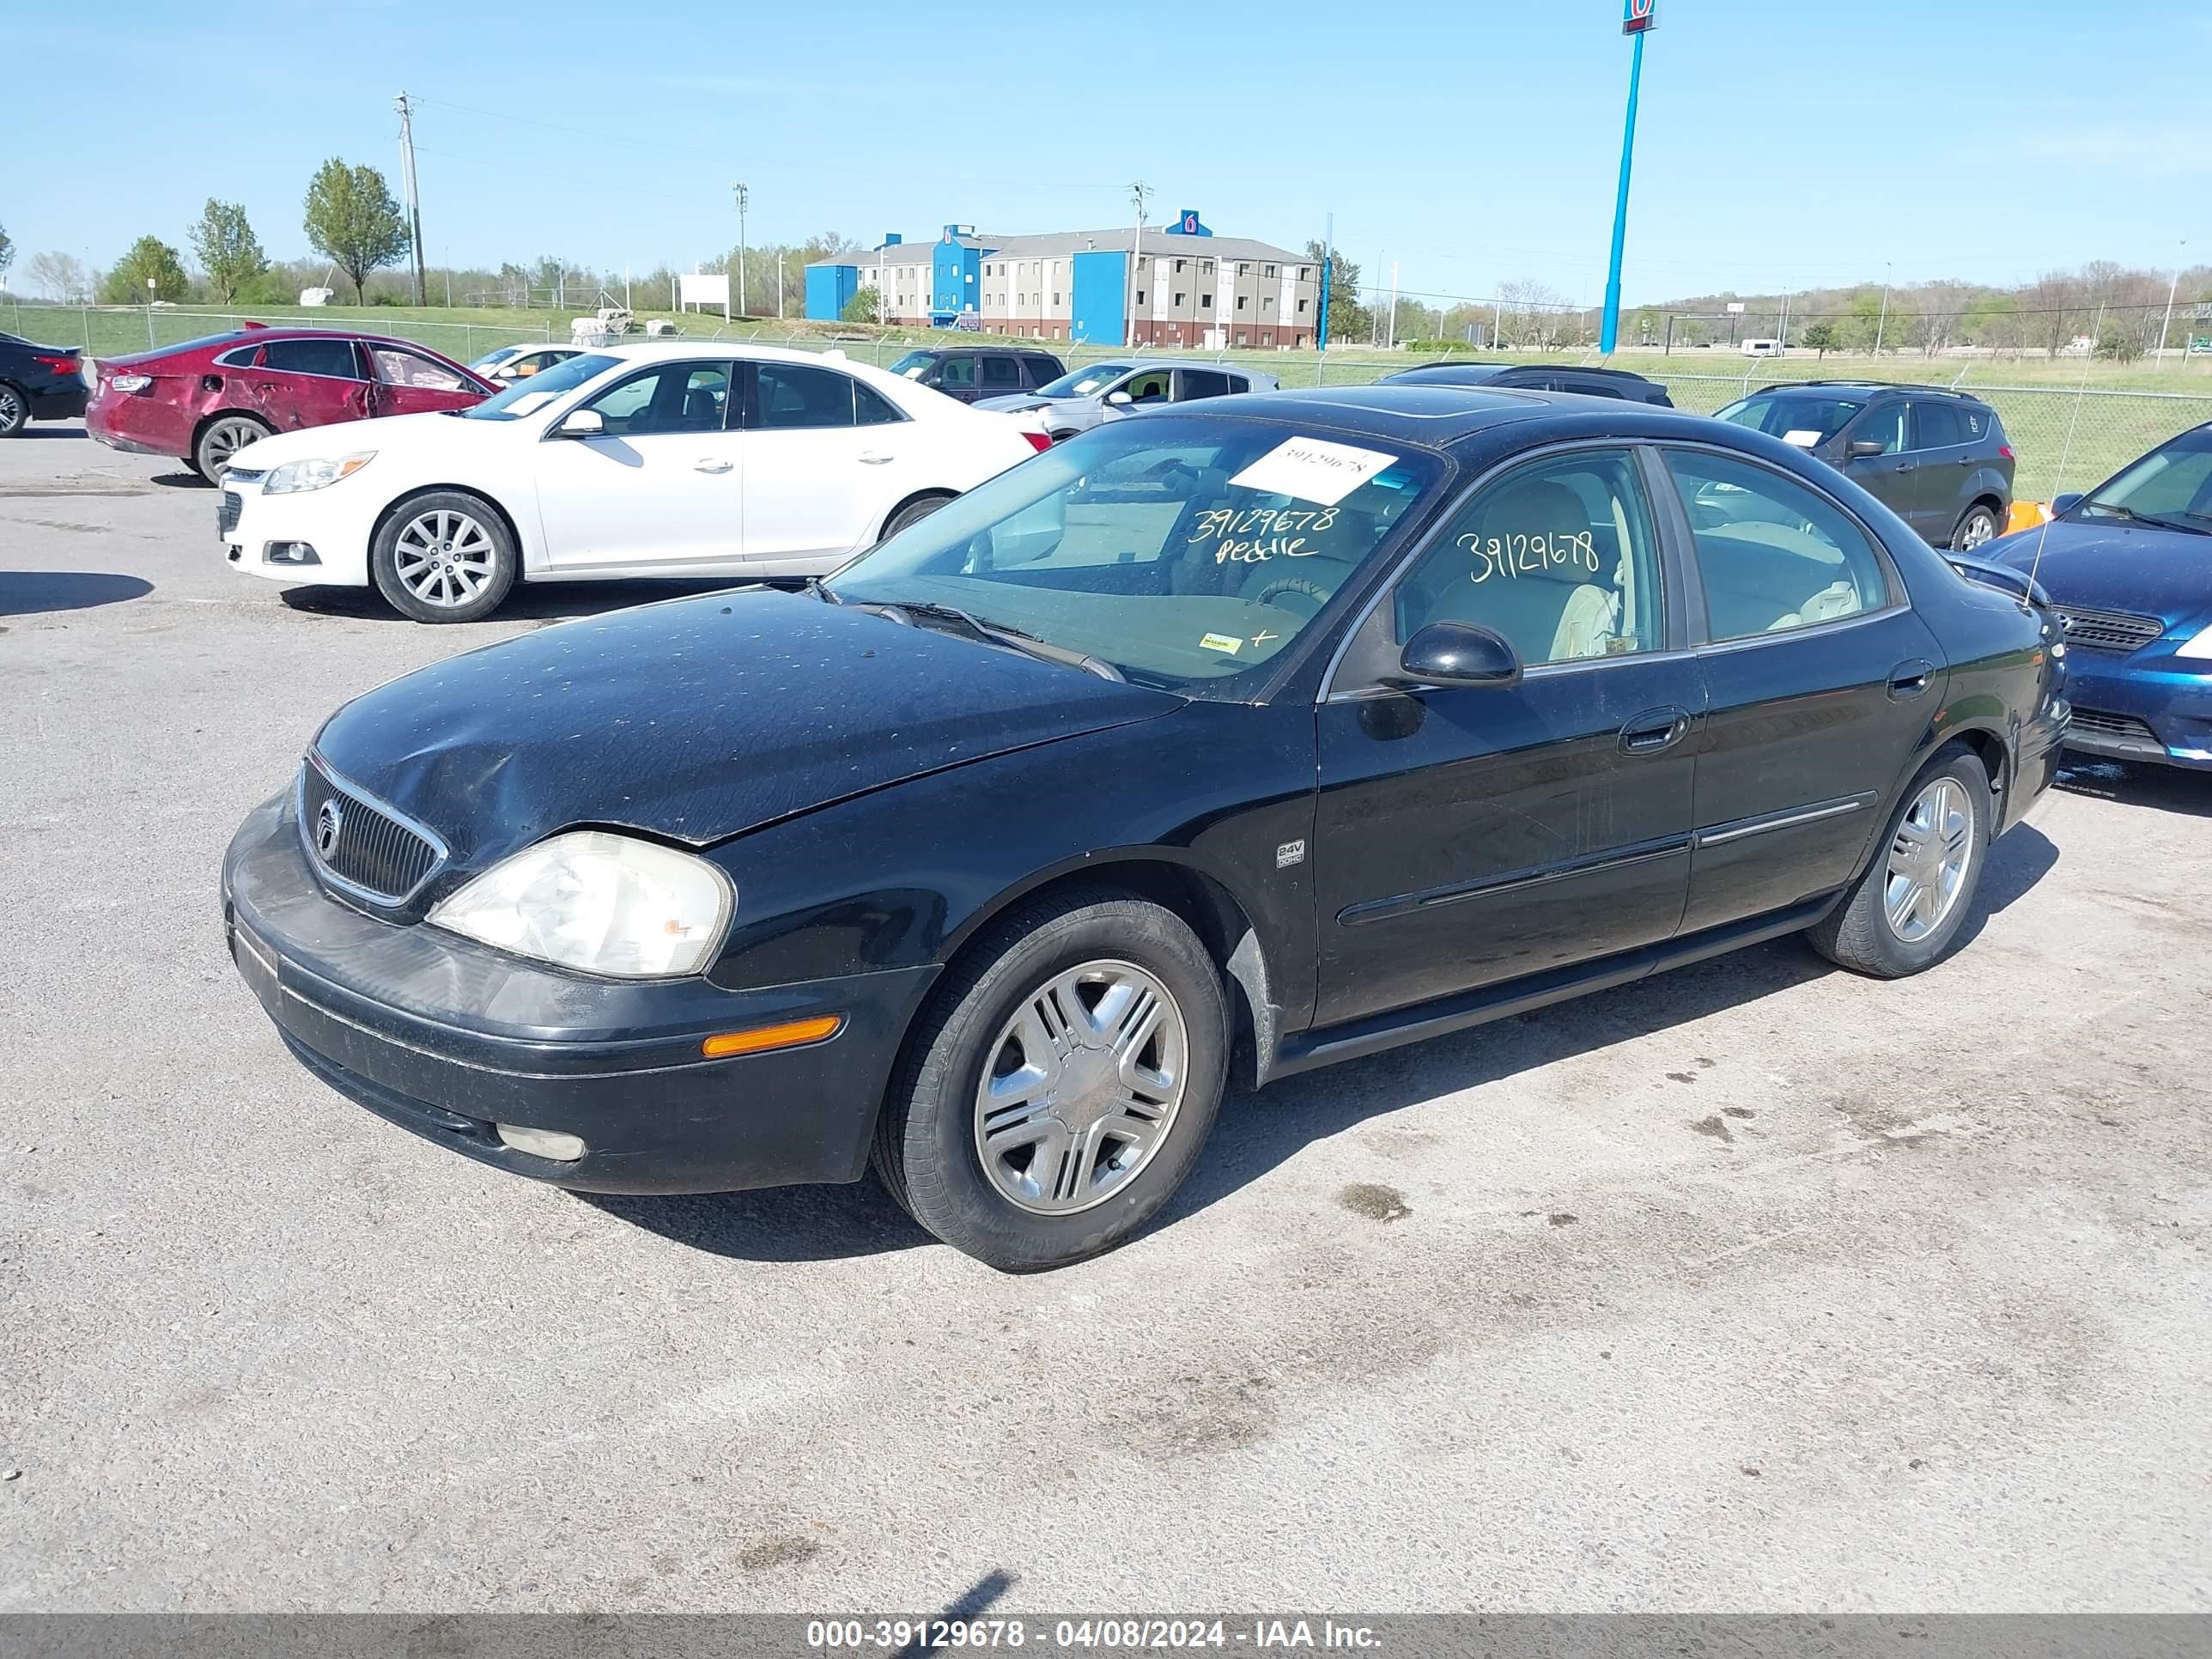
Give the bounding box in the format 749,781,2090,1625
1808,746,1991,979
193,414,272,481
879,493,954,543
369,491,518,623
0,383,28,439
873,886,1230,1272
1951,501,2001,551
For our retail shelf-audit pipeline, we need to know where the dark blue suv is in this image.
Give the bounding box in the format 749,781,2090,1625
1717,382,2014,551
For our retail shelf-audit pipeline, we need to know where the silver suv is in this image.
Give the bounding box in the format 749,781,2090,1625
975,358,1279,442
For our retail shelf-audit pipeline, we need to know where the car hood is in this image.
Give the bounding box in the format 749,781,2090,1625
975,394,1058,414
311,588,1181,868
231,410,487,471
1988,519,2212,626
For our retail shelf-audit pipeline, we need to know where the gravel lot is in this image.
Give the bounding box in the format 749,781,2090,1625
3,428,2208,1613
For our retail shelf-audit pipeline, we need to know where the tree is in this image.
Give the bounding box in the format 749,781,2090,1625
1304,240,1370,347
1801,319,1839,359
188,199,266,303
25,251,88,301
99,235,191,303
2095,324,2145,363
302,158,411,302
0,222,13,285
842,286,880,325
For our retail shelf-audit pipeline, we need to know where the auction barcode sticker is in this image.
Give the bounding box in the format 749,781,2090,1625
1230,436,1396,506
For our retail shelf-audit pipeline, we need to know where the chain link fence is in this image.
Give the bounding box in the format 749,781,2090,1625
15,301,2209,506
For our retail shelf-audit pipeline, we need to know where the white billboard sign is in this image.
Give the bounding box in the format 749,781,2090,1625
678,272,730,317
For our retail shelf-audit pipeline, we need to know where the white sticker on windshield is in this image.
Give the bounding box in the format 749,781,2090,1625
1229,436,1396,506
1781,429,1823,448
506,391,558,416
902,366,927,379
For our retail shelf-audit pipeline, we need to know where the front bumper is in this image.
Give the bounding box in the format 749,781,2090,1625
222,793,940,1194
2059,657,2212,772
222,477,375,587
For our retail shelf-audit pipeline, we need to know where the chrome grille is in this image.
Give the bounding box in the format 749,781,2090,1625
297,757,446,905
217,490,243,536
2056,607,2165,654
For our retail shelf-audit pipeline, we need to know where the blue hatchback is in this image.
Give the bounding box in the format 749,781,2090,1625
1991,423,2212,771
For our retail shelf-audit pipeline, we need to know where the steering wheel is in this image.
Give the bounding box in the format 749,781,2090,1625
1249,575,1331,619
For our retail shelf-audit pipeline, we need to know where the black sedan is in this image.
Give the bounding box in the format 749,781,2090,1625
0,331,88,436
222,386,2069,1270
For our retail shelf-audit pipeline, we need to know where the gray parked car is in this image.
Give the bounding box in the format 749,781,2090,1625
976,358,1280,442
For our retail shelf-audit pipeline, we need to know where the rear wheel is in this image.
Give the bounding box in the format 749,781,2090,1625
369,491,518,623
1951,501,2001,550
873,887,1229,1271
879,492,954,543
1808,747,1990,978
193,414,272,481
0,383,28,438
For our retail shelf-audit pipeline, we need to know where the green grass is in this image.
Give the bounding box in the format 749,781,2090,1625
15,297,2206,503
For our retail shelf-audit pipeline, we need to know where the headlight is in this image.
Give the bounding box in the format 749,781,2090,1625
2177,623,2212,661
263,453,374,495
427,831,732,979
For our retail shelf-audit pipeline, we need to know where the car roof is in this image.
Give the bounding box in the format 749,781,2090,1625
902,343,1059,354
1176,384,1700,449
1755,380,1983,403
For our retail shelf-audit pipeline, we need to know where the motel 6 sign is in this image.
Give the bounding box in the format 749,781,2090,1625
1624,0,1656,32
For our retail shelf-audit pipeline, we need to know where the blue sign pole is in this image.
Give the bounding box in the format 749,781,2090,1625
1599,15,1650,355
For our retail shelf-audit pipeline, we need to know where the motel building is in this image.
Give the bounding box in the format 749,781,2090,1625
804,210,1321,349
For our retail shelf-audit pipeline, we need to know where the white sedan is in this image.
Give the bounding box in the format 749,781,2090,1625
220,343,1050,622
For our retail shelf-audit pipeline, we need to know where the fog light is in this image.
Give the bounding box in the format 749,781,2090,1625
495,1123,586,1162
264,541,321,566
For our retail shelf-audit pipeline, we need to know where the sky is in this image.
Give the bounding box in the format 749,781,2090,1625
5,0,2206,309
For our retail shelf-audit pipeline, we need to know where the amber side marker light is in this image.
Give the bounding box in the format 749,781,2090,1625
701,1015,844,1059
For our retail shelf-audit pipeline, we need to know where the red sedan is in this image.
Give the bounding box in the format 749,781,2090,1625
88,325,494,479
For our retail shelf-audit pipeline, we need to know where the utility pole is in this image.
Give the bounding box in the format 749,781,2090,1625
1600,2,1657,354
394,92,428,307
1126,180,1151,349
732,182,749,319
1317,211,1333,356
2158,240,2188,368
1875,260,1892,357
1386,260,1400,350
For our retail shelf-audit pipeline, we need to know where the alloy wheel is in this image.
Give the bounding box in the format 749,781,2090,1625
0,386,25,432
1884,777,1973,943
972,959,1188,1216
392,509,497,609
1959,510,1997,550
202,417,264,473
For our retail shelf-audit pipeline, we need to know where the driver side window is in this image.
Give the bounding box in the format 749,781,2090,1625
1121,370,1172,405
1394,449,1663,667
585,362,730,436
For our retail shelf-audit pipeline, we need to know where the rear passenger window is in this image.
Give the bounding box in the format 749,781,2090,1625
1021,356,1061,384
1662,450,1891,642
754,363,858,429
854,382,904,426
1960,406,1990,441
1176,370,1232,401
261,338,362,379
1394,449,1663,667
980,356,1021,388
1911,402,1966,451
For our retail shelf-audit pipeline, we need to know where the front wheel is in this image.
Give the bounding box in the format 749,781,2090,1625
879,492,954,543
1807,747,1990,978
874,887,1229,1271
369,491,518,623
1951,502,2001,551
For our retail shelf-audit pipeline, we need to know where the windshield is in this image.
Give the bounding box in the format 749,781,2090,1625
2074,429,2212,530
829,417,1443,693
469,345,524,369
889,350,938,380
1716,393,1866,449
1036,363,1136,398
459,352,619,420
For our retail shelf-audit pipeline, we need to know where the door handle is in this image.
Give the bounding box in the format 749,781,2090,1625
858,452,894,465
1895,460,1918,472
1619,707,1691,756
692,458,733,474
1887,659,1934,700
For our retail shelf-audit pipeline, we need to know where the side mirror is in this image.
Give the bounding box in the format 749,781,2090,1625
2051,492,2084,517
1387,622,1522,690
554,407,605,439
1104,390,1134,408
1845,440,1886,459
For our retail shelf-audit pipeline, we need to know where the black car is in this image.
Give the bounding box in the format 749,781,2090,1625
0,331,88,436
888,345,1067,404
223,387,2068,1270
1382,361,1674,406
1716,382,2014,552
